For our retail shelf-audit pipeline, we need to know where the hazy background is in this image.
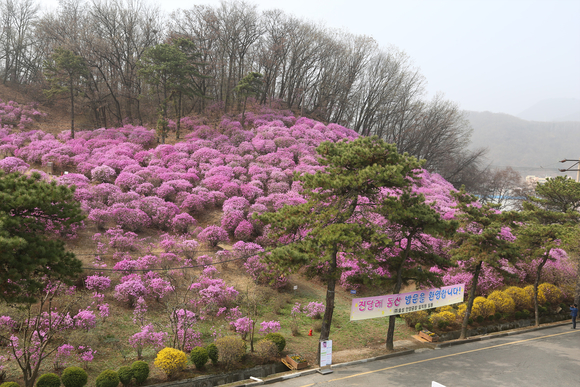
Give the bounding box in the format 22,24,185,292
38,0,580,178
43,0,580,117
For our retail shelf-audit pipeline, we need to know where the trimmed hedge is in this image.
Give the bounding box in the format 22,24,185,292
61,367,88,387
36,373,61,387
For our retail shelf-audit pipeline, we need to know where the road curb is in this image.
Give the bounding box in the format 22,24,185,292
238,320,572,386
435,320,571,348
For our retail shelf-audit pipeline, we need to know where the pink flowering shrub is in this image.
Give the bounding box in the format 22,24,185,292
129,324,167,359
172,212,197,233
84,275,111,291
198,225,229,247
259,320,281,334
234,220,254,241
53,344,75,369
231,316,253,339
304,302,325,319
74,309,97,331
114,274,148,305
0,156,29,173
91,165,117,183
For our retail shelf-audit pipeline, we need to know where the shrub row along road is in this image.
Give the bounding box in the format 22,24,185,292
272,324,579,387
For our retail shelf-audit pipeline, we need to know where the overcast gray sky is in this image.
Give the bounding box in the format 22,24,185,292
46,0,580,116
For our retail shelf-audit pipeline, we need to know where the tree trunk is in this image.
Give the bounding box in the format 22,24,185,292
386,263,404,351
70,74,75,139
534,255,548,327
317,248,337,366
460,261,482,339
575,261,580,307
176,92,182,140
241,97,247,127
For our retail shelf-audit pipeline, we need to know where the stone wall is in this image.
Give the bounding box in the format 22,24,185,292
153,363,288,387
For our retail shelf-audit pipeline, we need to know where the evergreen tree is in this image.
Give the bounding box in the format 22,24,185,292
370,188,458,350
450,189,521,339
138,38,204,142
519,176,580,325
43,47,89,139
0,171,85,303
234,72,263,125
257,136,421,363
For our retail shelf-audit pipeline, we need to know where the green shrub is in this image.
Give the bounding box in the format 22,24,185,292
415,323,423,332
437,321,449,329
255,339,278,361
154,348,187,378
117,367,133,387
36,373,61,387
467,318,473,325
400,310,429,327
190,347,209,369
476,316,484,323
522,309,530,317
494,312,502,321
539,306,548,315
312,320,322,333
130,361,149,386
206,343,218,365
215,336,246,369
95,370,119,387
264,333,285,353
61,367,88,387
1,383,21,387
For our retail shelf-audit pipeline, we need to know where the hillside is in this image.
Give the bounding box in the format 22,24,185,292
465,110,580,178
517,98,580,122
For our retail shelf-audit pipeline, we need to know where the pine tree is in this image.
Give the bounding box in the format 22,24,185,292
257,136,421,363
138,38,204,143
0,171,85,303
518,176,580,325
370,188,458,350
450,189,521,339
43,47,89,139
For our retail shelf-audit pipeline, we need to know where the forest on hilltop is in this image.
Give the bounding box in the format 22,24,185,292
0,0,493,192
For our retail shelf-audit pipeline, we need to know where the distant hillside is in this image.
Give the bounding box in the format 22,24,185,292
517,98,580,122
465,111,580,178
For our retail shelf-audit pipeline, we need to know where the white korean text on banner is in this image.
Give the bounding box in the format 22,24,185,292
350,284,465,321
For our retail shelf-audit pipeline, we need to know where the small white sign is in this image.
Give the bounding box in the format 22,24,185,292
293,285,298,290
320,340,332,367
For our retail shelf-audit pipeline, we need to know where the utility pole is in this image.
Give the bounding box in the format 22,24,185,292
559,158,580,182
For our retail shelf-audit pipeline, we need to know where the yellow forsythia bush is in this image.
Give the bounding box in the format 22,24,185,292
429,311,456,326
457,303,467,321
154,348,187,378
487,290,515,314
435,305,456,314
524,285,546,305
538,283,562,305
471,296,496,318
400,310,429,327
504,286,532,310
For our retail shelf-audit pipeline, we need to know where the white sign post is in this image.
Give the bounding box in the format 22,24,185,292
318,340,333,374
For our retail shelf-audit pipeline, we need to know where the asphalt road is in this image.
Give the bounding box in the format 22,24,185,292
271,325,580,387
